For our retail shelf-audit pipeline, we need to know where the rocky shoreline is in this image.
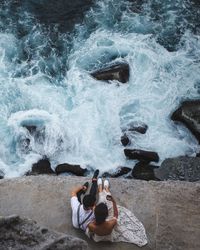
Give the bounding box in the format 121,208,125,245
0,62,200,181
1,95,200,181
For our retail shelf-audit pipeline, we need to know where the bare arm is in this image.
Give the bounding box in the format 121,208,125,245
112,198,118,219
71,186,84,197
88,222,95,232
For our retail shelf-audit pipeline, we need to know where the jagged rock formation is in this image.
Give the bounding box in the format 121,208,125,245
0,214,88,250
171,100,200,143
91,62,129,83
154,156,200,181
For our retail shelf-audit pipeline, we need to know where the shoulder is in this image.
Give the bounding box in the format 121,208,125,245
70,196,80,211
88,221,96,232
108,218,117,226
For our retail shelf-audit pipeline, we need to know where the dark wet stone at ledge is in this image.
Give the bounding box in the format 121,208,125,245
0,169,4,179
26,158,55,175
91,62,129,83
171,100,200,143
55,163,87,176
131,162,160,181
0,215,88,250
121,134,130,146
154,156,200,181
102,166,132,178
124,149,159,163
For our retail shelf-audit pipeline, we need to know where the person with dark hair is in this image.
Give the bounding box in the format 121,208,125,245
87,179,118,238
86,178,148,246
94,203,108,225
70,169,99,231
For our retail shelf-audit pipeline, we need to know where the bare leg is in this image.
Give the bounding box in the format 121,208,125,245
104,186,110,193
98,184,103,193
104,179,110,193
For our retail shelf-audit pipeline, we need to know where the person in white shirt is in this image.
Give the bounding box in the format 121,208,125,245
70,169,99,231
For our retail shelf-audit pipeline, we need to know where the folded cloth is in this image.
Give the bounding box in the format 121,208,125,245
85,190,148,247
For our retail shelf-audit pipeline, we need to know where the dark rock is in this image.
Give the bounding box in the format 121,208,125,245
196,152,200,157
23,125,37,134
154,156,200,181
121,134,130,146
8,0,94,33
24,125,45,140
26,158,54,175
102,166,132,178
55,163,87,176
128,124,148,134
91,62,129,83
132,162,160,181
171,100,200,143
0,169,4,179
122,122,148,134
124,149,159,163
0,215,88,250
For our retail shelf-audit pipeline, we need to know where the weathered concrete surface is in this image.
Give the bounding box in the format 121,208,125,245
0,176,200,250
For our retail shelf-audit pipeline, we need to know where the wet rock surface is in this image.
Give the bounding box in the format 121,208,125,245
102,166,132,178
0,214,88,250
121,134,130,146
26,158,55,175
91,62,129,83
124,149,159,163
122,123,148,134
154,156,200,181
0,169,4,179
131,162,160,181
171,100,200,143
55,163,87,176
6,0,94,33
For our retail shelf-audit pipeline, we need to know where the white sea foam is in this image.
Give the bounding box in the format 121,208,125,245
0,0,200,177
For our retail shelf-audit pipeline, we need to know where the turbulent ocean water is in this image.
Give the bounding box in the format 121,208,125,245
0,0,200,177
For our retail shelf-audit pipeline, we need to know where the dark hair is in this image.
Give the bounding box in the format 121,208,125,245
83,194,96,209
94,203,108,224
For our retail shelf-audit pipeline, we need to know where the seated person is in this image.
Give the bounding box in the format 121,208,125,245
87,179,118,237
70,170,99,231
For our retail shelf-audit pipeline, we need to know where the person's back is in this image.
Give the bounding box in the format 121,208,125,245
88,218,117,236
88,202,117,236
71,186,96,231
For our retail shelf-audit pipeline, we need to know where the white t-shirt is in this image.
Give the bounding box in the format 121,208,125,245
71,196,95,231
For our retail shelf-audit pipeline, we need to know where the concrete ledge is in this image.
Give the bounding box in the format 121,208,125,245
0,176,199,250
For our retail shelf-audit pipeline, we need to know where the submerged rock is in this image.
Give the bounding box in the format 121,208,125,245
23,124,45,140
124,149,159,163
128,124,148,134
13,0,94,33
0,215,88,250
132,162,160,181
23,125,37,134
171,100,200,143
55,163,87,176
154,156,200,181
0,169,4,179
102,166,132,178
26,158,55,175
91,62,129,83
122,122,148,134
121,134,131,146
